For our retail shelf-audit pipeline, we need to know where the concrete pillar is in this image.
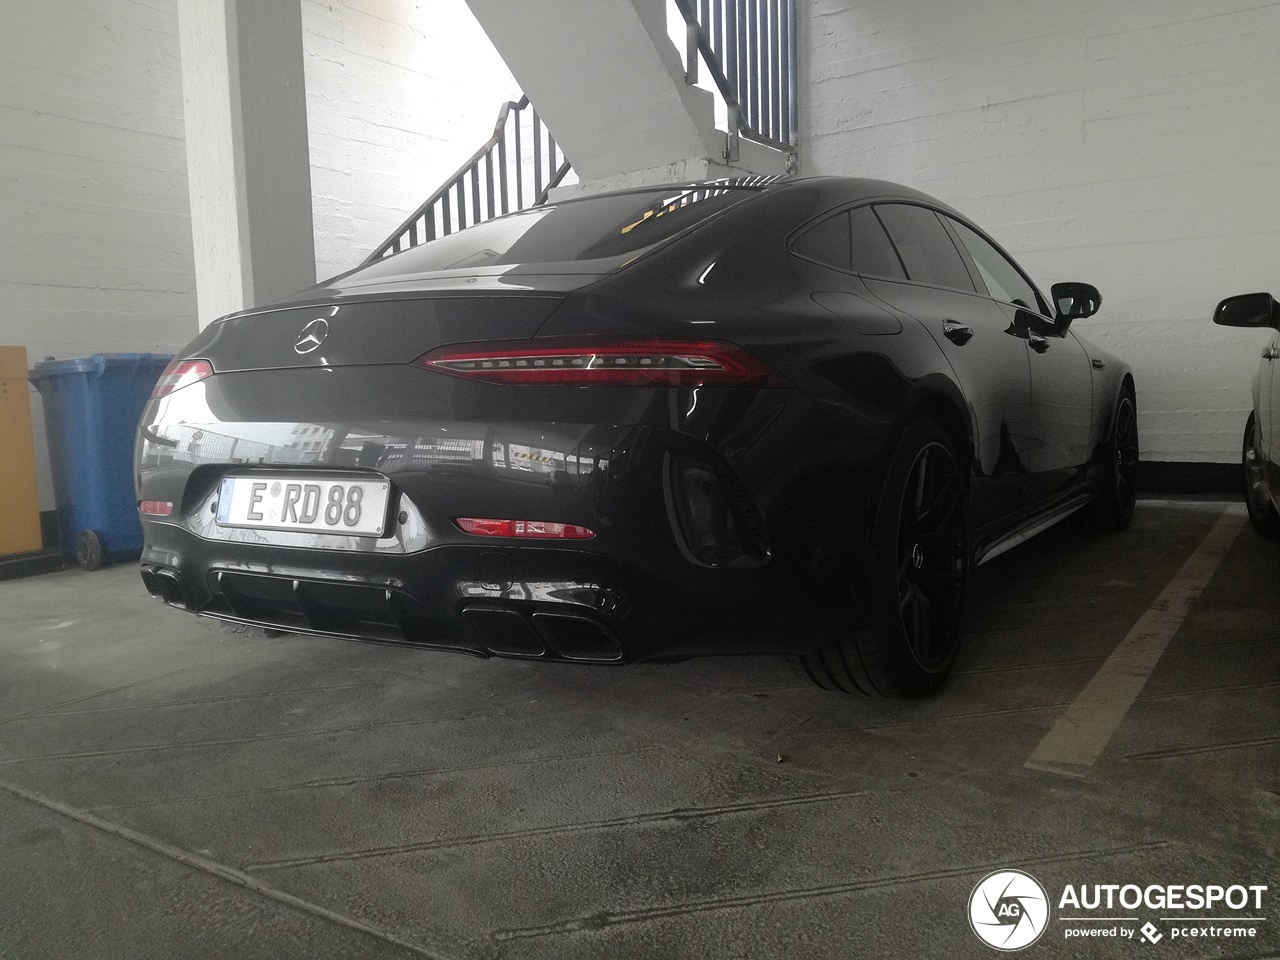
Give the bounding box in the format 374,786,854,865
466,0,788,189
177,0,316,328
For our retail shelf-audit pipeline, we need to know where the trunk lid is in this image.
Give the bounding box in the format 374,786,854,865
185,292,570,373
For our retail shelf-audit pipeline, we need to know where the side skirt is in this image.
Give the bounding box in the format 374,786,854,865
974,491,1094,566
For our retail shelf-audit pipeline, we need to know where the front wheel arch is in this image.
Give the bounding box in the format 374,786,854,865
1087,381,1138,531
1244,411,1280,537
1091,371,1136,466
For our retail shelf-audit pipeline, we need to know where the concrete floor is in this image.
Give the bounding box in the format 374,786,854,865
0,500,1276,959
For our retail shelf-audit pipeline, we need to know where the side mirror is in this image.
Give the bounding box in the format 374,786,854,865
1051,282,1102,330
1213,292,1279,329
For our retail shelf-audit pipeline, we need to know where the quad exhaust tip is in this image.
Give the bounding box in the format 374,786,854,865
141,565,189,609
462,606,623,662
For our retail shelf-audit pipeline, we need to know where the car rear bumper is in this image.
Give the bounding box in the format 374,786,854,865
136,366,884,662
138,524,850,662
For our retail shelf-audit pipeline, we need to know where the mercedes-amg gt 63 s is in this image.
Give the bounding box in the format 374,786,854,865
136,176,1137,697
1214,291,1280,538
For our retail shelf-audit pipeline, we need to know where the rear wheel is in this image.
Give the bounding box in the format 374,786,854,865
1244,413,1280,538
1088,387,1138,531
797,418,970,698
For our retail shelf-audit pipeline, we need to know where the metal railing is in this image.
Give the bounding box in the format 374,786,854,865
365,95,573,264
367,1,797,262
672,0,798,160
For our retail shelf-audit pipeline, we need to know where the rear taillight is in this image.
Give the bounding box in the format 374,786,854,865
456,517,596,540
152,359,213,398
139,500,174,517
416,339,787,387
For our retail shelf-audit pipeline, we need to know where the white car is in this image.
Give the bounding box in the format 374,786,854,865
1215,291,1280,536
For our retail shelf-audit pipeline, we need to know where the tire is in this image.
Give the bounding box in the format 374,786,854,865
1243,413,1280,538
1088,387,1138,532
796,418,970,698
75,530,104,571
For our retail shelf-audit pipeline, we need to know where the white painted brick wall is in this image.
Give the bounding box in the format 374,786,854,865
1,0,513,509
0,0,196,510
303,0,517,281
803,0,1280,463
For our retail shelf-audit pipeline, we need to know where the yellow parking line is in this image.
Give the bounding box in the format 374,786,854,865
1025,505,1246,777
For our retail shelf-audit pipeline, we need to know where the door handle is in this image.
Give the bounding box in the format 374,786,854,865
1028,333,1050,354
942,320,973,345
1264,346,1280,360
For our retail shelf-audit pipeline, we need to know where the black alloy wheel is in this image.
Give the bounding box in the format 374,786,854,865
895,438,969,674
797,418,970,698
1243,413,1280,538
1089,388,1138,531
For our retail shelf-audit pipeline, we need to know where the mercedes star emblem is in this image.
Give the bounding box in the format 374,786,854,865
294,318,330,354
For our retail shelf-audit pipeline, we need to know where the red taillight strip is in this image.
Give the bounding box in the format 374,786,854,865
456,518,596,540
152,359,213,398
416,339,787,387
139,500,174,517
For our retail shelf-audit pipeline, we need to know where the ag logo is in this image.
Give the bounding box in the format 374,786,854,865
969,870,1050,951
294,318,329,354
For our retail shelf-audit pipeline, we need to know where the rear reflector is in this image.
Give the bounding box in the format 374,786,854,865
152,359,213,398
417,339,787,387
456,517,596,540
139,500,174,517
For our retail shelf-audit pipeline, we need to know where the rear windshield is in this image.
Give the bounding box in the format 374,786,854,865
355,186,759,277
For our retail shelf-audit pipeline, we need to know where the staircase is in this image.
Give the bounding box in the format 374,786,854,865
672,0,798,161
365,96,572,264
367,0,796,264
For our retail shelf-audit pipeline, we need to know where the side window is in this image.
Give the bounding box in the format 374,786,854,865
874,204,975,293
791,212,852,270
947,218,1043,312
849,206,906,280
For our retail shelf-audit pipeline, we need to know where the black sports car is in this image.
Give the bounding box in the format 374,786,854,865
136,176,1137,697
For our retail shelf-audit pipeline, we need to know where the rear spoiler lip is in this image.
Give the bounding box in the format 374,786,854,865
212,284,583,326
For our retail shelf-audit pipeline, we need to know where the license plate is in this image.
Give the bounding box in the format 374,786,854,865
216,476,390,538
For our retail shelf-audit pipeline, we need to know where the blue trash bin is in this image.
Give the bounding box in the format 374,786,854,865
30,353,173,570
